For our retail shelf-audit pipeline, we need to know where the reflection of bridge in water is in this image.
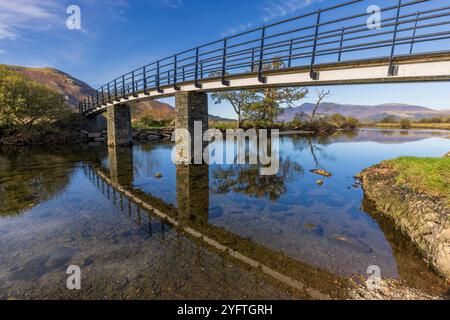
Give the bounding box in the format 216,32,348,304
82,145,356,300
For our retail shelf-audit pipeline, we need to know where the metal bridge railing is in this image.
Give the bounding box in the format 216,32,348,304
80,0,450,115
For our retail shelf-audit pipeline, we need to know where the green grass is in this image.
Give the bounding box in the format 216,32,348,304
383,156,450,202
209,121,238,130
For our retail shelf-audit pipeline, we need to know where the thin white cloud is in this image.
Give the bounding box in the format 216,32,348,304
221,0,323,38
222,22,254,37
161,0,183,8
0,0,133,40
0,0,61,40
261,0,325,22
0,49,6,54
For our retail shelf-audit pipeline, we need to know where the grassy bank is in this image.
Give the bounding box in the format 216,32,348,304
383,156,450,203
367,123,450,130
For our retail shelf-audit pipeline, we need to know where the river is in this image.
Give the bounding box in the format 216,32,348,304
0,129,449,299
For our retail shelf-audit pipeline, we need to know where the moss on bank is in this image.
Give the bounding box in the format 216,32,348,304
383,157,450,204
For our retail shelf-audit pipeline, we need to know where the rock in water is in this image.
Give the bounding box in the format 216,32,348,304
154,172,162,179
316,180,324,186
311,169,333,177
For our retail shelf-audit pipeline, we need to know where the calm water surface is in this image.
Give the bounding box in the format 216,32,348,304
0,129,449,299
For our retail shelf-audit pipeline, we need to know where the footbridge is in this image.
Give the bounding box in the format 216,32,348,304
79,0,450,146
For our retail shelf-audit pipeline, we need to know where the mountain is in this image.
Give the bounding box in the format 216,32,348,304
8,65,93,109
6,64,234,122
278,102,448,122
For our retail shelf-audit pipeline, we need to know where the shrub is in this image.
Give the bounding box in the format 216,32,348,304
400,119,412,129
344,117,359,129
133,115,172,129
0,66,69,134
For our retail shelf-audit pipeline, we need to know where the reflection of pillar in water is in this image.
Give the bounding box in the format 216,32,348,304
108,145,134,186
176,164,209,226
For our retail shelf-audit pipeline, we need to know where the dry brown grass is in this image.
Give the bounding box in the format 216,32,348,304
372,123,450,130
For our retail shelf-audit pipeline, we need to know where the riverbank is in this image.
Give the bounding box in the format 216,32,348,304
358,155,450,282
365,123,450,130
0,127,326,145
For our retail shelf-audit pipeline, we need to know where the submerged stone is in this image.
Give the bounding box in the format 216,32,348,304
311,169,333,177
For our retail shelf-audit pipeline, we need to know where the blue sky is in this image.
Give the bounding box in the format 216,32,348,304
0,0,449,118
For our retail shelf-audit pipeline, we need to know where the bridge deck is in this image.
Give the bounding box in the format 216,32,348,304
85,52,450,117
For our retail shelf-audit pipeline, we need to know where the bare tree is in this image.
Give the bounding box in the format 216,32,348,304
310,89,332,122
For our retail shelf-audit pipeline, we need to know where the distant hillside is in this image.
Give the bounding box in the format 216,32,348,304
8,65,93,109
130,100,176,121
278,102,448,122
2,64,174,118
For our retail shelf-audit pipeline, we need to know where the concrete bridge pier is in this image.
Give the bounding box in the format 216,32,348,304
175,92,208,164
107,103,132,147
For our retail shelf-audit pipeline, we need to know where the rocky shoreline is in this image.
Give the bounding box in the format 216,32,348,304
0,128,175,145
358,158,450,283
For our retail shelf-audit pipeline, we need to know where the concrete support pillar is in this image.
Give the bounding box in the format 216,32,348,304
107,103,132,147
176,164,210,226
175,92,208,164
108,145,134,186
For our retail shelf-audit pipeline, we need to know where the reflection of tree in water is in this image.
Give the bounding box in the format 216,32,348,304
289,135,336,168
0,148,77,217
212,157,303,202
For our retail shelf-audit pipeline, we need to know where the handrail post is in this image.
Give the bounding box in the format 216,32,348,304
101,86,105,106
222,37,230,86
251,48,255,72
288,39,293,68
388,0,402,76
310,9,321,80
143,66,149,95
409,12,420,55
107,83,111,104
132,71,138,97
338,27,345,62
114,79,119,101
122,75,128,99
156,60,163,93
79,102,82,114
173,55,180,91
96,90,100,106
258,26,267,83
194,47,202,88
